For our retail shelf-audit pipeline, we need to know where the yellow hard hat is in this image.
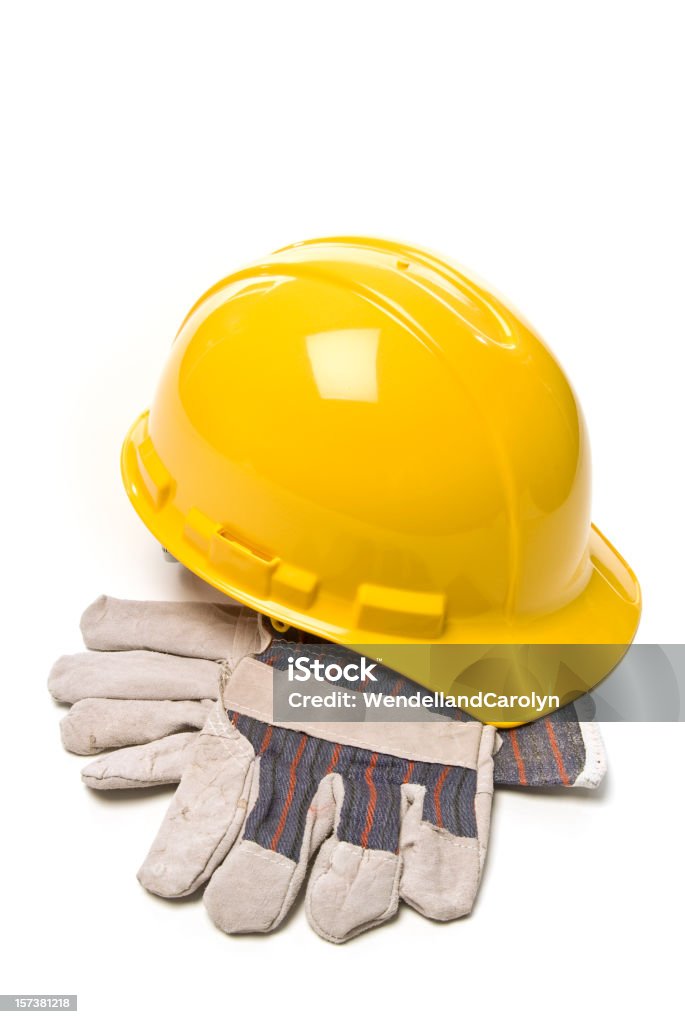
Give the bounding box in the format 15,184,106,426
122,237,641,723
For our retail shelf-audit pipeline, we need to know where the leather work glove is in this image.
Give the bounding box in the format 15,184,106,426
140,655,497,941
49,598,607,942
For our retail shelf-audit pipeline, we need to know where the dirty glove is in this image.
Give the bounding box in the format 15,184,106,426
48,597,606,792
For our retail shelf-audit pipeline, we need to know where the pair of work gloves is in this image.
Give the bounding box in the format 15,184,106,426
49,597,606,943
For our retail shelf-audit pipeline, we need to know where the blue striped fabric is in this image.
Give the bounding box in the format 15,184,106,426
229,710,477,861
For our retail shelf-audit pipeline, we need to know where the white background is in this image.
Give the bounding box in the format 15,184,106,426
1,2,683,1021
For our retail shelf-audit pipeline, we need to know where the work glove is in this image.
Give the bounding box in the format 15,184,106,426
49,597,606,942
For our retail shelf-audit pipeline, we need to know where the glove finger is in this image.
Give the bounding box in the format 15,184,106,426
82,732,199,789
138,706,255,897
398,773,481,920
306,840,401,944
59,697,212,754
306,774,402,943
48,650,219,704
204,732,337,935
80,596,266,661
400,732,496,921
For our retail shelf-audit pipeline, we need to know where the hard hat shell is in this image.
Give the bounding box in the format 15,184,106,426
122,237,641,723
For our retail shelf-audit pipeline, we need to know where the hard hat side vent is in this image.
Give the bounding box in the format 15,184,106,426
127,414,176,512
355,582,446,638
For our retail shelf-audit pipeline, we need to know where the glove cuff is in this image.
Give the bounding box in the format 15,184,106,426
221,656,494,771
